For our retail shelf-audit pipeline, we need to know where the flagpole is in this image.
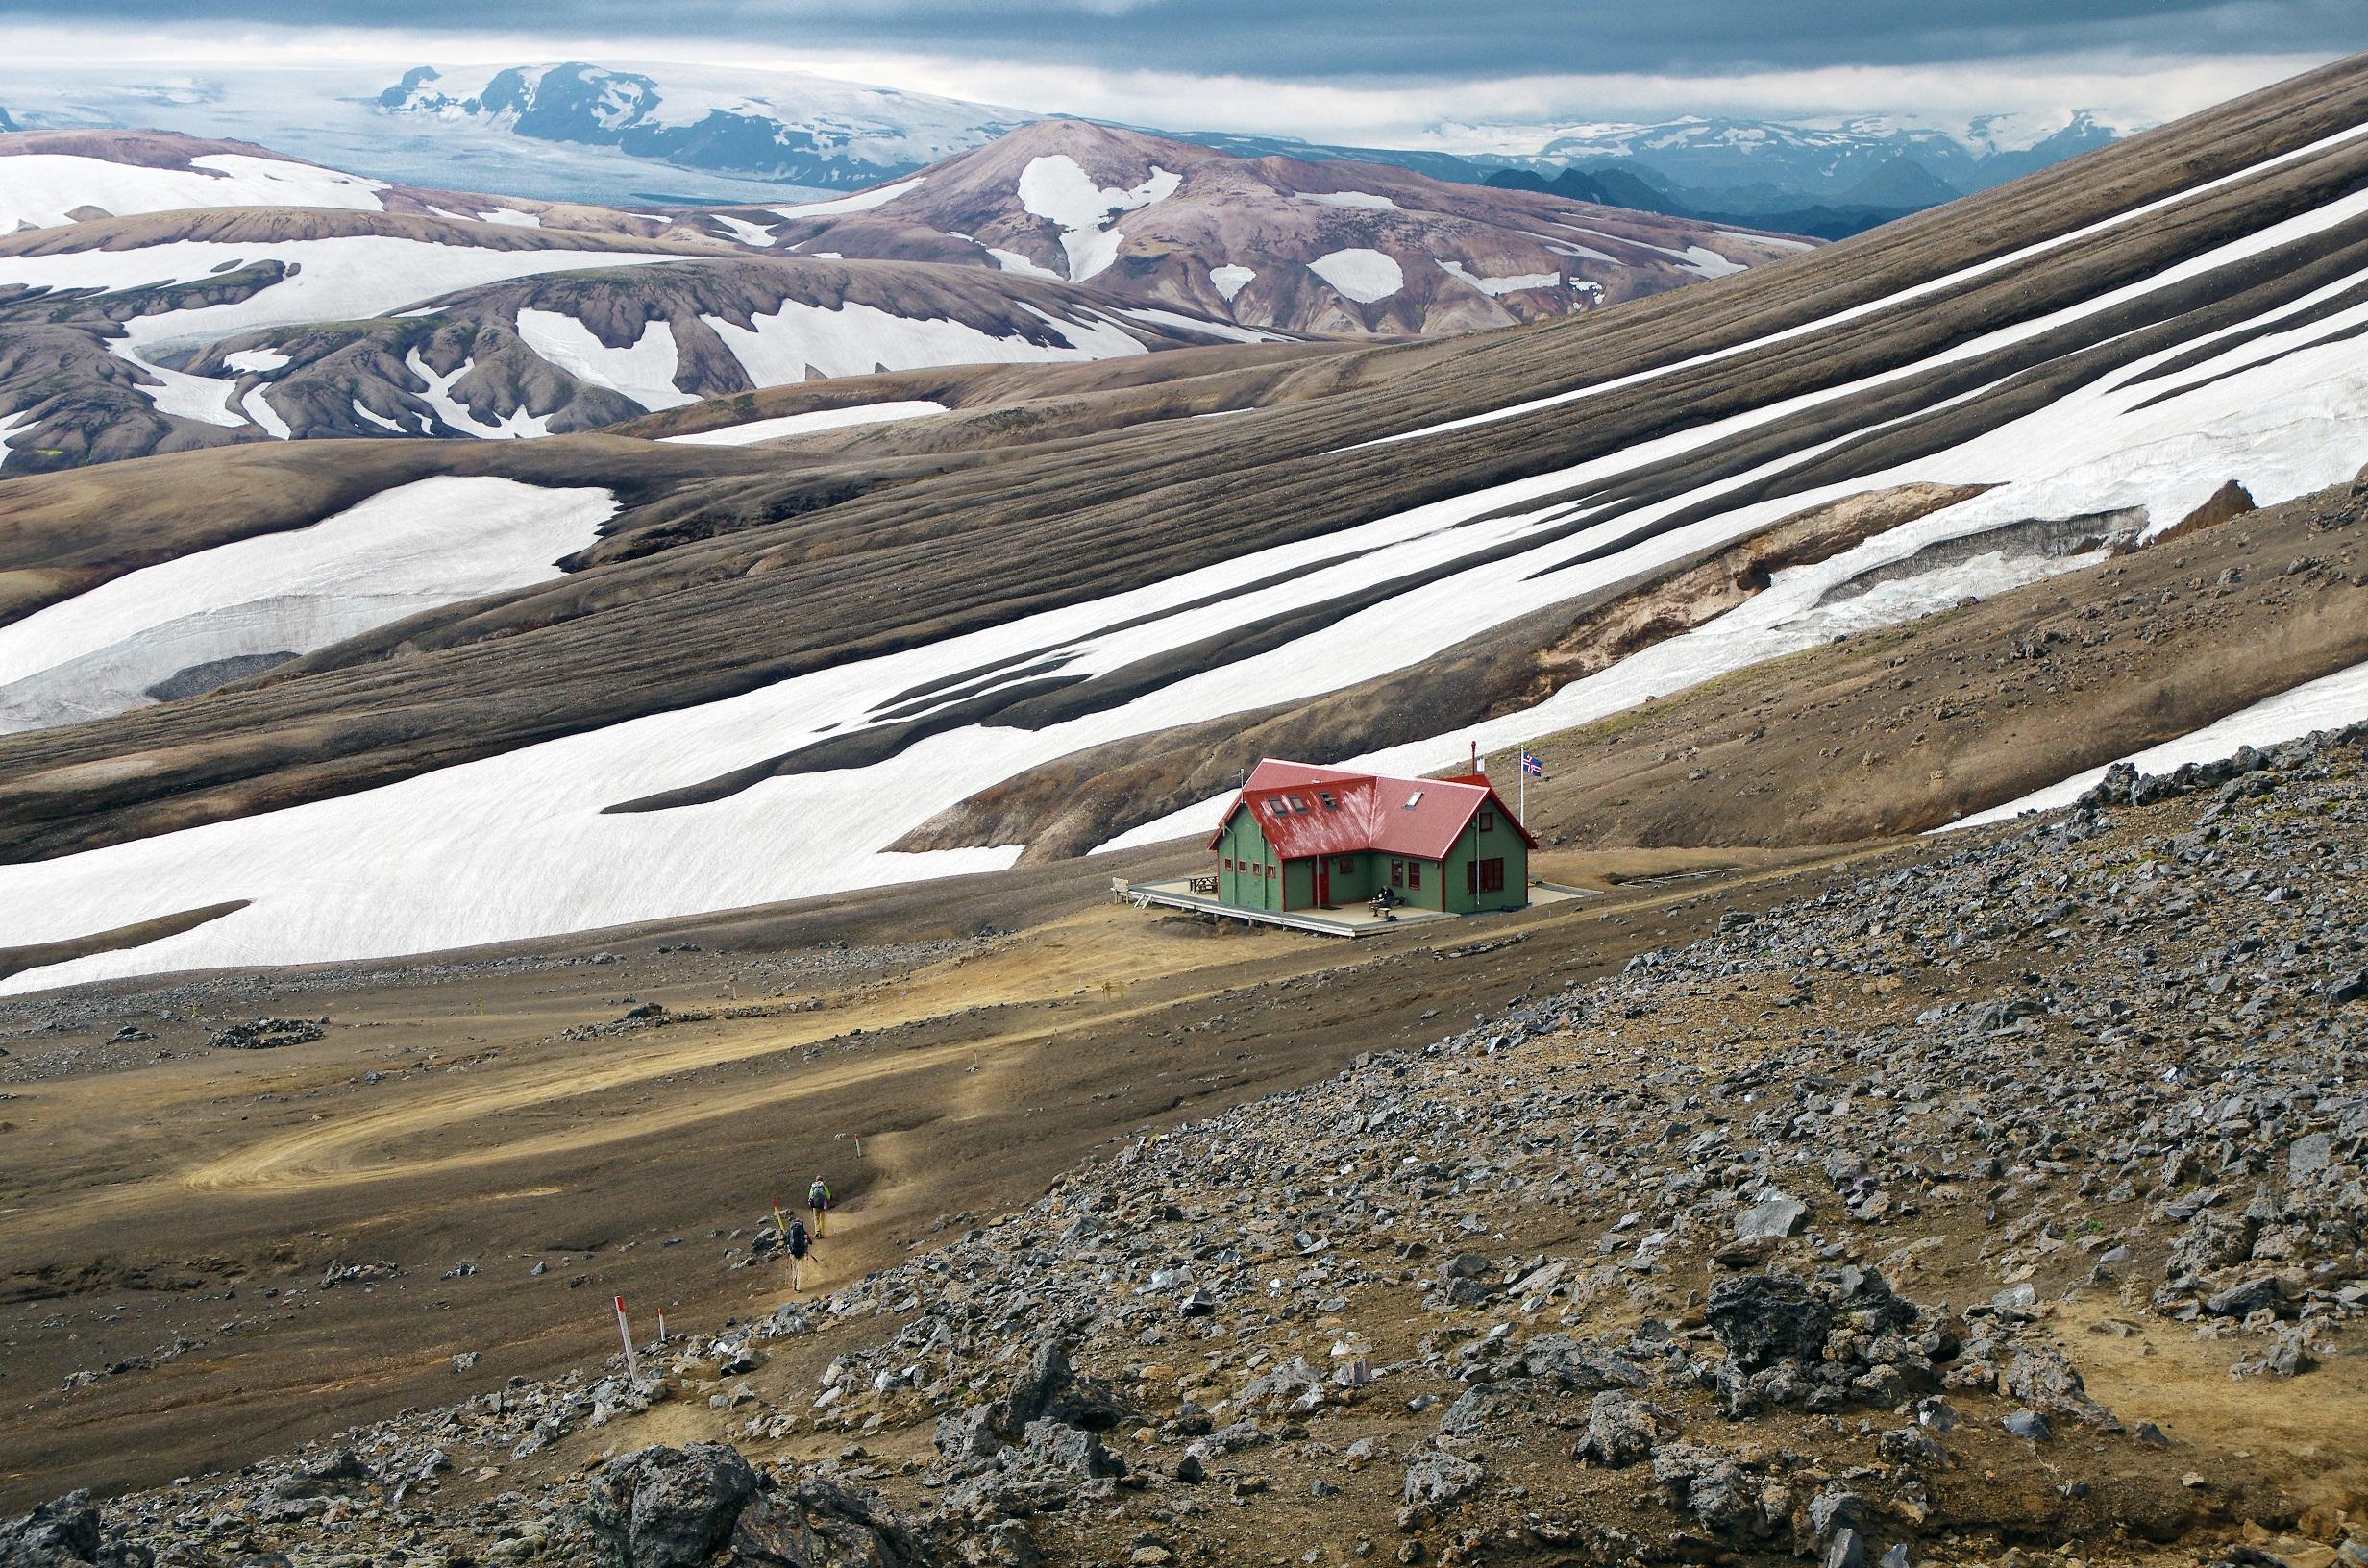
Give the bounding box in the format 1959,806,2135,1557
1518,740,1526,826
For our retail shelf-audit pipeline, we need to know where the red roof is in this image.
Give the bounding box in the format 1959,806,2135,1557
1207,758,1538,861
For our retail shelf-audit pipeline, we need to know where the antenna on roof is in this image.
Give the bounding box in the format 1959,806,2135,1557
1234,766,1246,788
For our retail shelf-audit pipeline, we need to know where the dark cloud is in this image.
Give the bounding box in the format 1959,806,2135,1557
5,0,2357,78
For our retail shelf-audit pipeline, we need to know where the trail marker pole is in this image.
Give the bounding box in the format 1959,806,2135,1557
614,1295,642,1384
656,1311,667,1344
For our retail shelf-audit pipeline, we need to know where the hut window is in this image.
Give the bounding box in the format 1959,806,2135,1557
1480,858,1505,894
1478,811,1494,832
1265,864,1276,878
1390,859,1404,887
1406,861,1422,890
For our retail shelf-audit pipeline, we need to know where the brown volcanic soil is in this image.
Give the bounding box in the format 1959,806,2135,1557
0,837,1856,1507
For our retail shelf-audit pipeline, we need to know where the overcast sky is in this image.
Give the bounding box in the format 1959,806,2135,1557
0,2,2355,143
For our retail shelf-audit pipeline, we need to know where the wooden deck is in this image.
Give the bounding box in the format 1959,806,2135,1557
1113,877,1594,937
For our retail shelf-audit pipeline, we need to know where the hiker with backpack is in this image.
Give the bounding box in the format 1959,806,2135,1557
807,1175,832,1238
784,1214,812,1291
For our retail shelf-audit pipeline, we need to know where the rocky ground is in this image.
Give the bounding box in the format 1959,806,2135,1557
12,724,2365,1567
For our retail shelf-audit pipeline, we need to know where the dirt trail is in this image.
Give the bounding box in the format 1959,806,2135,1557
167,856,1872,1202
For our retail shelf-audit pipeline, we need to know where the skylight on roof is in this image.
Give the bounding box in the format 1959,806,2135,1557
1404,790,1423,809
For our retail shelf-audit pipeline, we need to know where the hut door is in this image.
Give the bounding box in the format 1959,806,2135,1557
1317,864,1331,907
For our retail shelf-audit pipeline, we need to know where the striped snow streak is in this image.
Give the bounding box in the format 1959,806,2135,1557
1358,119,2368,450
9,156,2368,987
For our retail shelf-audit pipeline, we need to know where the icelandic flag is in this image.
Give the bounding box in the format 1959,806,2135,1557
1520,749,1545,778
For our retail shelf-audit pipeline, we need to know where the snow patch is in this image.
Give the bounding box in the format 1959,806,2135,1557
239,383,291,439
1209,264,1256,302
350,399,406,433
222,348,292,373
118,344,245,429
660,400,950,446
772,178,925,219
1016,156,1179,282
1298,190,1398,209
0,477,613,734
406,349,554,439
0,408,36,466
710,212,778,247
1307,248,1404,303
514,309,695,410
703,298,1144,386
1437,259,1564,296
1118,307,1292,345
1944,658,2368,830
0,151,385,233
985,247,1061,280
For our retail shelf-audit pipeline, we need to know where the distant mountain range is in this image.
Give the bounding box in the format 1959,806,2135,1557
0,59,2126,234
374,61,1032,193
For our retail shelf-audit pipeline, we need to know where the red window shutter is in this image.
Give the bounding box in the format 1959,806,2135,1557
1467,862,1477,894
1408,861,1421,889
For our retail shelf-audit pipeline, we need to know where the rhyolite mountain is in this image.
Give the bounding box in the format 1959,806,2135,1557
698,119,1815,334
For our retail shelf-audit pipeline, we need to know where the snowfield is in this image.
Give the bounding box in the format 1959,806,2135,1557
659,400,950,445
1307,248,1404,303
5,123,2368,989
0,478,613,735
0,151,387,232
